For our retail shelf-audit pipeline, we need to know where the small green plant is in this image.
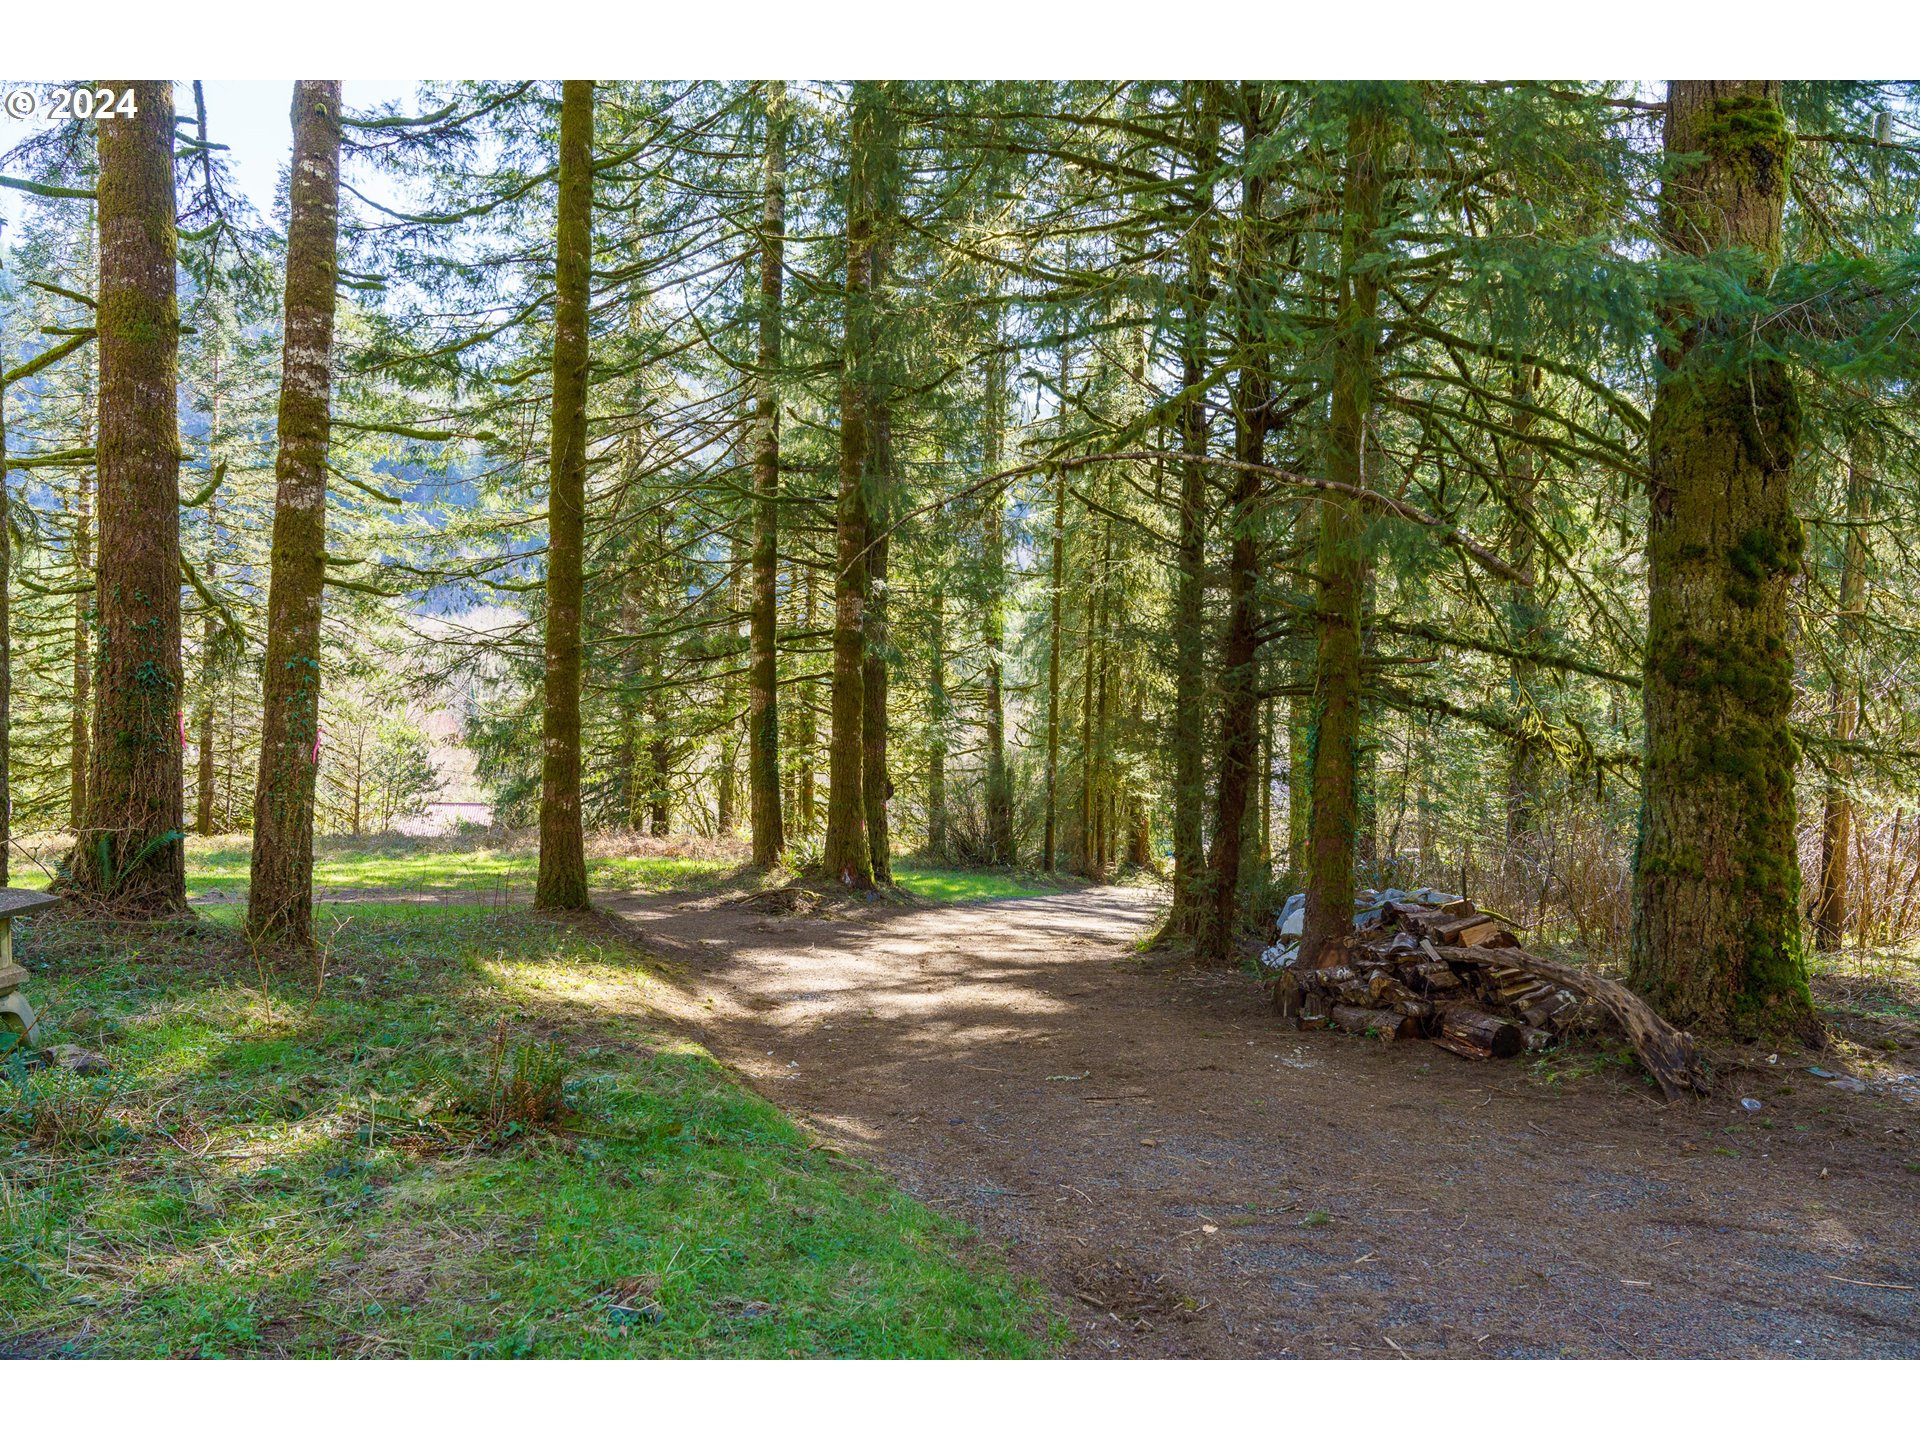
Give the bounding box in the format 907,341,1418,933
92,829,188,900
435,1021,570,1145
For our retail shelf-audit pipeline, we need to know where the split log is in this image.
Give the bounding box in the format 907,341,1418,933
1456,920,1512,948
1382,904,1449,937
1330,1004,1417,1041
1408,961,1463,994
1432,1006,1522,1061
1430,913,1510,948
1368,970,1418,1005
1518,996,1574,1029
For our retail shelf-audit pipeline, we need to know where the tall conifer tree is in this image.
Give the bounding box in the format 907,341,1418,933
534,79,594,910
250,80,344,944
62,81,188,916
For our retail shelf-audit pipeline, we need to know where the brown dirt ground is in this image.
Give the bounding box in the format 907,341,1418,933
601,883,1920,1359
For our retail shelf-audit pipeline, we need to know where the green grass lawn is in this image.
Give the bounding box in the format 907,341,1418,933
0,906,1055,1357
889,863,1075,903
16,833,1065,907
178,835,745,901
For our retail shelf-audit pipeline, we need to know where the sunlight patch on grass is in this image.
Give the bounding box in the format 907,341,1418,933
0,910,1054,1357
891,864,1071,903
181,834,744,904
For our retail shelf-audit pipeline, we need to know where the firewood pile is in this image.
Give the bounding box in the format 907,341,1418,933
1263,888,1707,1100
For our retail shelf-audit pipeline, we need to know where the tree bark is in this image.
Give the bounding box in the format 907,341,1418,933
1299,98,1387,968
1043,458,1066,873
1079,536,1097,878
981,346,1013,866
1200,83,1271,961
61,81,188,916
70,460,91,831
823,82,890,887
863,408,893,884
748,81,788,868
1629,80,1810,1035
1814,433,1873,950
794,558,818,838
716,524,745,837
927,584,948,857
535,79,594,911
248,81,344,945
191,83,220,839
646,714,670,836
1168,85,1220,933
1094,513,1115,875
1504,366,1545,853
195,492,220,835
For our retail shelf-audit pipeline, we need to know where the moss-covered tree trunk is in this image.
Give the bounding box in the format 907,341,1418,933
1298,98,1387,967
62,81,187,917
1094,512,1116,874
927,584,948,857
1079,531,1097,878
534,79,594,911
1199,85,1271,961
248,82,344,945
70,410,93,831
1504,367,1545,853
646,711,671,836
1168,86,1219,933
794,559,819,839
862,409,894,885
191,84,222,839
195,492,220,835
823,83,889,888
981,347,1013,866
748,81,788,868
1043,461,1066,873
716,525,746,837
1814,433,1873,950
1628,80,1810,1035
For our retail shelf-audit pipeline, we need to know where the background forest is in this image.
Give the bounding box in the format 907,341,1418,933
3,79,1919,1020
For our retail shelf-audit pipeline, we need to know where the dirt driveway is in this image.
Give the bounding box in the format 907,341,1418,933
604,884,1920,1358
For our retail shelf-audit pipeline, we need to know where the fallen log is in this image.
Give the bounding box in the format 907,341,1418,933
1469,950,1706,1100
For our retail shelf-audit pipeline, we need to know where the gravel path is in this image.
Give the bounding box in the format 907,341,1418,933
605,884,1920,1358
